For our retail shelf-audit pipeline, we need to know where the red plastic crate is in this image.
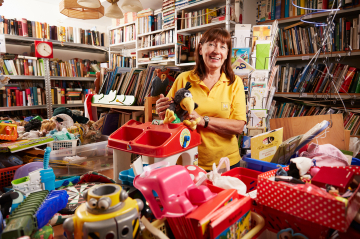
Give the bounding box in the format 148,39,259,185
0,165,22,191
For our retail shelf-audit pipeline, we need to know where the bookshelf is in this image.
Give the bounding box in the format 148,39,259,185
277,50,360,61
137,59,175,65
274,92,360,99
137,43,176,52
92,104,145,111
176,20,236,35
0,105,47,112
138,27,175,37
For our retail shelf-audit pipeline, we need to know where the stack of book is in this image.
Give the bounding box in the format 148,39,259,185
49,59,99,78
139,48,175,62
110,24,136,44
110,54,136,69
2,82,45,107
49,80,94,105
1,54,45,76
276,63,360,93
175,0,188,9
139,29,175,48
163,0,175,28
0,16,105,46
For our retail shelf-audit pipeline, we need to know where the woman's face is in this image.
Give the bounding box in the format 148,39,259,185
199,40,228,72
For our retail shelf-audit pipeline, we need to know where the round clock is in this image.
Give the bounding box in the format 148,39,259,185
34,41,53,58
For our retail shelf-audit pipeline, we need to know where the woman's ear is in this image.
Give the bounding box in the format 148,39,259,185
199,43,202,55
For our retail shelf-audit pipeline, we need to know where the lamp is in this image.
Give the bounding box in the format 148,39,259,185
121,0,143,13
77,0,101,8
105,0,123,19
60,0,104,19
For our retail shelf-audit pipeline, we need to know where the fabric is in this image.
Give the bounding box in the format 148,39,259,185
78,171,115,184
167,70,247,170
300,143,350,167
84,94,94,121
53,107,89,124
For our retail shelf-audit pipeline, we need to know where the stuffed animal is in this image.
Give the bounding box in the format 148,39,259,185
163,82,201,130
151,67,175,97
287,157,312,179
54,114,75,130
24,119,42,132
40,119,57,135
53,107,89,124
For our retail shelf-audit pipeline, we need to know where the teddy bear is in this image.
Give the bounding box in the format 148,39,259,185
150,67,175,97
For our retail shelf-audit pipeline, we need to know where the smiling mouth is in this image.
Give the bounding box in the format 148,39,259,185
210,56,220,60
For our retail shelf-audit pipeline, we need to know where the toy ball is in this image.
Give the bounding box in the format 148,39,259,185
185,165,206,184
310,167,321,177
31,225,54,239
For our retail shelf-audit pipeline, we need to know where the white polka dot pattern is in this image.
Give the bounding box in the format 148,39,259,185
187,166,196,171
256,166,360,232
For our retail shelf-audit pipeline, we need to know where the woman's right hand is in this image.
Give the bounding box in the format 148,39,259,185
156,94,172,120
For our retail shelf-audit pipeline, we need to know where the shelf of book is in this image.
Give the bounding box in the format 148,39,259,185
2,75,45,80
53,104,84,108
274,92,360,99
178,0,234,12
137,43,175,51
277,49,360,61
4,35,107,53
176,62,196,66
109,21,136,31
0,105,47,112
138,27,175,37
258,5,360,25
92,104,145,111
138,59,175,65
50,76,95,81
177,20,236,35
109,40,137,50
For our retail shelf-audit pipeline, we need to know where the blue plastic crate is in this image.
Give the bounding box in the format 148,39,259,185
351,157,360,166
242,154,286,172
119,168,136,186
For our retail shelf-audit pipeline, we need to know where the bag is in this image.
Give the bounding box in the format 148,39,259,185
207,157,247,195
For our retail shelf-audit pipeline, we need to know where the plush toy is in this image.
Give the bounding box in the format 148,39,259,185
54,114,75,130
163,82,201,130
287,157,312,179
150,67,175,97
40,119,57,134
53,107,89,124
24,119,42,132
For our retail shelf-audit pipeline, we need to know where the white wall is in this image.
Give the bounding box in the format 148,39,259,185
0,0,111,61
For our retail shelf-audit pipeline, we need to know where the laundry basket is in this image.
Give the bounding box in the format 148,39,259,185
47,139,78,156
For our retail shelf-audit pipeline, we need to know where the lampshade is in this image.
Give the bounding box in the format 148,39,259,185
121,0,143,13
105,0,123,19
77,0,101,8
60,0,104,19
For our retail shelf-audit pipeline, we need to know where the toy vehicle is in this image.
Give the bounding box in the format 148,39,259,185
63,184,144,239
0,123,17,141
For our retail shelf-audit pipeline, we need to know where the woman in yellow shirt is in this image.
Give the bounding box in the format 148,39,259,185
156,28,247,171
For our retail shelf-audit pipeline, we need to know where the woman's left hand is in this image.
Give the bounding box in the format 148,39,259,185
188,111,204,127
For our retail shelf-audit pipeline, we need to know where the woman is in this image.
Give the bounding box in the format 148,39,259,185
156,28,247,171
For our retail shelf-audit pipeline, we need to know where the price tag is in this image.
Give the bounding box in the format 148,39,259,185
302,56,310,60
300,93,307,97
0,35,6,53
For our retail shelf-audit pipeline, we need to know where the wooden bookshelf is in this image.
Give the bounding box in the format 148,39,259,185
258,5,360,25
91,104,145,111
274,93,360,99
277,49,360,61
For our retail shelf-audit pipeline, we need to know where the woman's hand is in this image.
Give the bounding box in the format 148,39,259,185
155,94,173,120
188,110,205,127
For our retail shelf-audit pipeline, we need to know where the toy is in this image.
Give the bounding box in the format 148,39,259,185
53,107,89,124
151,67,175,97
24,119,42,132
287,157,312,179
40,119,57,135
2,190,68,239
0,191,20,218
134,165,216,219
163,82,201,130
32,225,54,239
0,123,17,141
54,114,74,130
185,165,206,184
0,154,23,168
277,228,308,239
63,184,144,239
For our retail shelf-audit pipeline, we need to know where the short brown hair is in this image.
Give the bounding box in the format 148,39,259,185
193,28,235,85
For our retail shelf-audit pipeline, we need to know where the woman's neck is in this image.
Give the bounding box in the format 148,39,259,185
204,69,221,81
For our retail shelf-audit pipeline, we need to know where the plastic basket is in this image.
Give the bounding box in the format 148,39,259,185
0,165,22,191
242,154,285,173
142,218,168,239
47,139,78,156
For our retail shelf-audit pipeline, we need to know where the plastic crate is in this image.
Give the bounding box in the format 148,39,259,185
47,139,78,157
142,218,168,239
242,154,285,172
0,165,22,191
222,167,262,192
351,157,360,166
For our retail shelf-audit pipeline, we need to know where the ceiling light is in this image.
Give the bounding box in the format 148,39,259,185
60,0,104,19
105,0,123,19
121,0,143,13
77,0,101,8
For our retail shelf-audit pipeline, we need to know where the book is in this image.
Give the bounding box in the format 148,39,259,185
251,127,283,162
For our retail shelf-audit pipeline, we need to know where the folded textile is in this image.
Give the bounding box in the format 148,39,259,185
300,143,349,167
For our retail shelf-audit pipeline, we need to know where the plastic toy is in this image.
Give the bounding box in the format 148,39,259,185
0,191,20,218
63,184,144,239
185,165,206,184
2,190,68,239
11,147,80,196
0,154,23,168
134,165,216,219
32,225,54,239
108,119,201,183
0,123,17,141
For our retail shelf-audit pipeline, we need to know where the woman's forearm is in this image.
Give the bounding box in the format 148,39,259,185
199,117,246,135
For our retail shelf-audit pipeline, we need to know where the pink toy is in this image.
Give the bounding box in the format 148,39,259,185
185,165,206,184
133,165,216,219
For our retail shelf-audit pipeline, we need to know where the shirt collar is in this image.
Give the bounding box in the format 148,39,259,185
189,71,229,83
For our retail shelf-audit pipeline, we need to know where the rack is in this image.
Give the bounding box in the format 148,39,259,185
277,50,360,61
274,93,360,99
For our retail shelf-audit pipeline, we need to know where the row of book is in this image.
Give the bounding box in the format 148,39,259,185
0,16,105,46
110,24,136,45
277,17,360,56
110,54,136,69
276,63,360,93
177,33,202,63
175,0,205,9
259,0,358,22
3,85,46,107
137,9,163,35
139,29,175,49
270,101,360,135
49,59,100,78
50,88,93,105
138,48,175,62
1,56,45,76
163,0,176,28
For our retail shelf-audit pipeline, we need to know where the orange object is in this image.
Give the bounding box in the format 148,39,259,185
0,123,17,141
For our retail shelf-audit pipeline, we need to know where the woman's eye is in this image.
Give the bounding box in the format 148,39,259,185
221,46,226,49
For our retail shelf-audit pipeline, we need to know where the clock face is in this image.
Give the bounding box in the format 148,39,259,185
36,43,53,57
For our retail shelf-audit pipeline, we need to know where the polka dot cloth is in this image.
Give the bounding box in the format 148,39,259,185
256,166,360,232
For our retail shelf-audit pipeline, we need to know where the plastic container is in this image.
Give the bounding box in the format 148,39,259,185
351,157,360,166
49,136,113,176
222,167,262,192
142,218,168,239
242,154,285,172
119,168,136,186
47,139,78,157
0,165,23,191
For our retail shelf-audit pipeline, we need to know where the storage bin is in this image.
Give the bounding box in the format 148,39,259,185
49,136,113,176
0,165,22,191
242,154,285,172
351,157,360,166
47,139,78,156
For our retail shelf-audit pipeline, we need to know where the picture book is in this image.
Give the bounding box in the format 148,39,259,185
249,81,267,109
271,135,302,165
231,57,255,72
251,127,283,162
0,137,54,153
232,48,251,63
252,25,272,50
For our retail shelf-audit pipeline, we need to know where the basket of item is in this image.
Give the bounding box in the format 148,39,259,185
141,217,169,239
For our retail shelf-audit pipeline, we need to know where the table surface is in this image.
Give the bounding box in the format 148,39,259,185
53,169,114,239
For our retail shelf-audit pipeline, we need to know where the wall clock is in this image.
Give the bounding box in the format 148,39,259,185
34,41,53,58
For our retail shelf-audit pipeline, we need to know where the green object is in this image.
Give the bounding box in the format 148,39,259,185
355,71,360,93
31,116,43,122
255,43,271,70
12,176,29,185
171,113,181,124
32,225,54,239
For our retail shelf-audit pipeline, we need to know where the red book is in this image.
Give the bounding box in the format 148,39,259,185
17,21,23,36
322,0,328,9
314,67,328,93
23,60,29,75
340,67,357,93
15,90,20,106
19,91,23,106
25,88,31,106
61,88,66,104
22,18,28,37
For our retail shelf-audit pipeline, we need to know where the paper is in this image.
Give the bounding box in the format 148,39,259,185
0,34,6,53
231,57,255,71
255,40,271,70
251,127,283,162
252,25,272,50
250,109,267,127
232,47,251,63
248,110,261,127
234,24,251,48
